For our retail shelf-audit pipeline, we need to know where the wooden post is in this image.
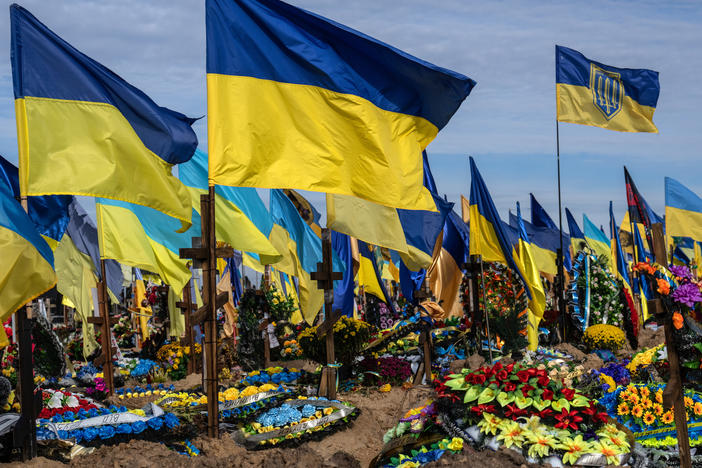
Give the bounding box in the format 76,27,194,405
97,260,115,395
649,223,691,468
176,280,197,375
413,286,433,385
263,266,272,367
310,229,343,400
17,197,36,460
178,189,233,438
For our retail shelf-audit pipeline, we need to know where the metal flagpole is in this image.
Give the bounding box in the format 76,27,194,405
555,120,566,341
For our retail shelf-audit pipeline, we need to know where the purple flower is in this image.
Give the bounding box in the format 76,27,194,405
672,282,702,308
670,265,693,281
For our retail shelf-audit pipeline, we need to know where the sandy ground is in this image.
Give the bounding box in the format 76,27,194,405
3,384,539,468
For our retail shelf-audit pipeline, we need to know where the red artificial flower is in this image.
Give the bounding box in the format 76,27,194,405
516,370,530,383
537,375,550,387
521,384,535,397
536,408,554,419
554,409,583,431
541,388,554,401
473,373,487,385
492,362,503,373
470,404,496,416
505,363,515,373
502,381,517,392
504,404,528,420
561,388,576,401
582,402,610,424
496,370,509,381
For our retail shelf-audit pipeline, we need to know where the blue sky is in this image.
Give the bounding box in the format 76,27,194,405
1,0,701,232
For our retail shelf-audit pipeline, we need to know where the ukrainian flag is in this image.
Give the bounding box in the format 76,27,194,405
530,194,571,271
178,150,282,263
11,5,197,227
665,177,702,244
0,184,56,321
206,0,475,211
583,214,612,264
270,189,345,324
468,157,530,295
96,198,192,295
515,202,546,351
566,207,586,253
610,202,632,288
427,211,470,317
327,151,453,270
556,45,660,133
357,240,395,309
509,212,567,277
0,155,71,249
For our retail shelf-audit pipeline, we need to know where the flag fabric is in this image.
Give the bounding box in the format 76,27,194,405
399,261,426,304
0,183,56,321
11,5,197,227
509,213,567,276
583,214,612,264
0,155,71,248
461,195,470,224
665,177,702,244
515,202,546,351
53,233,99,358
428,211,470,317
566,207,586,253
556,45,660,133
206,0,474,211
530,194,558,230
468,157,530,296
610,202,632,288
327,151,453,270
357,240,395,309
133,268,152,340
270,189,344,324
96,198,192,295
64,200,123,300
624,167,662,250
178,150,281,262
283,190,322,237
331,231,355,317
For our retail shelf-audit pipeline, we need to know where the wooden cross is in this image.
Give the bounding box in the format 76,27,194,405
310,228,343,400
255,289,272,368
176,280,197,374
96,260,116,395
647,223,691,468
412,288,433,385
178,190,233,439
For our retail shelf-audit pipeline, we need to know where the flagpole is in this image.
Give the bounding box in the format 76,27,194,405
478,256,494,363
555,120,566,341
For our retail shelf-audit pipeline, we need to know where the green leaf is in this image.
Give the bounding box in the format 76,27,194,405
515,396,533,409
445,378,468,391
477,387,497,405
551,398,570,412
571,395,590,407
463,385,482,403
496,392,515,407
532,398,550,411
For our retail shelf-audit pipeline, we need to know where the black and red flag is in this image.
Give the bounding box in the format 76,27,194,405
624,166,660,251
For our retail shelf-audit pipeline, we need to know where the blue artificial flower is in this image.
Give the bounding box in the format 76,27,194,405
301,404,315,418
57,430,69,440
87,408,99,418
147,417,164,431
51,415,62,423
72,429,83,443
83,427,99,442
132,421,147,434
99,425,116,440
164,413,180,429
116,424,132,434
62,411,75,421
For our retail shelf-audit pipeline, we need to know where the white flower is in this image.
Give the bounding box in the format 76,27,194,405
65,395,79,408
47,392,63,409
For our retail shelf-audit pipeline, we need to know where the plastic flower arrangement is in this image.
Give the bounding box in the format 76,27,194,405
358,356,412,386
116,383,174,400
298,316,373,368
279,339,303,359
434,361,629,465
239,367,302,386
237,397,359,449
39,389,99,419
156,343,200,381
582,324,626,352
382,437,464,467
577,256,625,328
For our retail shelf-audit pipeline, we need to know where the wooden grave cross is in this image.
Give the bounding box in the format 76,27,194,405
310,229,343,400
412,288,434,385
178,192,234,438
255,289,273,368
175,279,198,375
647,223,692,468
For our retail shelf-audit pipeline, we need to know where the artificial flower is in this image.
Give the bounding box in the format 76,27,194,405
496,420,525,448
559,435,591,465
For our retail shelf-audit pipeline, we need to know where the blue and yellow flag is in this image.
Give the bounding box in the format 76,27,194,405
515,202,546,351
583,214,612,264
357,240,395,310
468,157,530,295
609,202,631,287
665,177,702,244
178,150,281,262
206,0,474,211
566,207,586,253
96,198,193,295
509,212,566,276
0,155,71,249
556,45,660,133
0,184,56,322
331,231,355,318
530,194,571,272
11,5,197,227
